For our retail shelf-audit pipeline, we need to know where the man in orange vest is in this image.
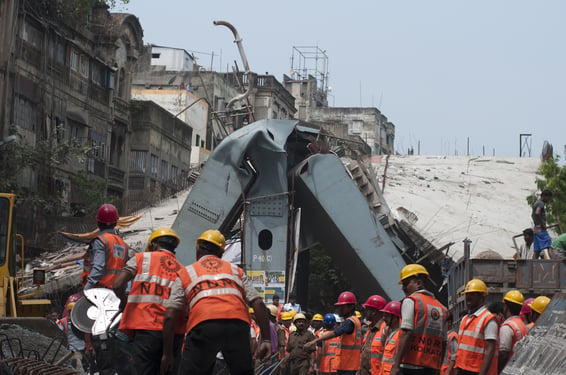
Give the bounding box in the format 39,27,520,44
316,313,339,375
113,228,186,375
520,298,535,330
82,203,128,290
161,229,271,375
453,279,498,375
304,291,362,375
359,295,386,375
440,313,457,375
391,264,448,375
498,290,529,373
379,301,401,375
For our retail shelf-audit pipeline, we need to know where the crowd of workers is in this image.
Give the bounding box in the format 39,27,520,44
60,203,554,375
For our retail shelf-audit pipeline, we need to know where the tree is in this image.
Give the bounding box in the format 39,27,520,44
527,156,566,231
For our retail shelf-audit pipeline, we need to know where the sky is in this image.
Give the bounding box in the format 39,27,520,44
118,0,566,158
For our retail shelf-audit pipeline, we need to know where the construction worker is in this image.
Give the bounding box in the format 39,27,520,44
520,298,535,330
379,301,401,375
528,296,551,324
281,313,316,375
112,228,186,375
266,304,287,363
310,313,324,334
82,203,128,290
250,307,260,355
531,189,552,259
453,279,498,375
282,311,296,343
359,295,387,375
161,229,271,375
255,305,282,373
498,290,529,372
56,293,85,373
391,264,448,375
440,313,458,375
316,313,339,375
304,291,362,375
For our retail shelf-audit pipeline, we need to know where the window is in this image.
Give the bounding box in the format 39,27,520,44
67,120,85,146
195,134,200,147
70,50,79,72
161,160,168,181
21,21,42,49
13,96,36,131
150,154,158,178
171,165,178,185
80,55,89,78
351,120,362,134
180,169,187,188
151,53,161,58
90,131,106,160
130,150,147,173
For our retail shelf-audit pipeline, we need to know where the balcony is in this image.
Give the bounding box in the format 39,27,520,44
108,166,125,188
113,97,130,122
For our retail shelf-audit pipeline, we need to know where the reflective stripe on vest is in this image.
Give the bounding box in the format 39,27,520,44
335,315,362,371
440,330,458,375
182,256,250,332
319,328,340,373
401,292,448,369
82,232,127,288
370,320,387,374
502,316,528,355
119,251,185,334
380,329,400,375
455,307,498,375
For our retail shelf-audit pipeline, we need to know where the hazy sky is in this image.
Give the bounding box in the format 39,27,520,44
120,0,565,158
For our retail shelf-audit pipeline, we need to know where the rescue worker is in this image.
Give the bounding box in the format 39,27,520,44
266,304,287,364
498,290,529,373
304,291,362,375
56,293,85,373
112,228,186,375
440,313,457,375
250,307,260,355
255,305,282,372
520,298,535,330
316,313,339,375
161,229,271,375
282,311,296,340
528,296,551,324
453,279,498,375
359,295,387,375
282,313,316,375
379,301,401,375
391,264,448,375
82,203,128,290
310,314,324,334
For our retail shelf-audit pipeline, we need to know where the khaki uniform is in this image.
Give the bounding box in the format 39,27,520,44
286,330,316,375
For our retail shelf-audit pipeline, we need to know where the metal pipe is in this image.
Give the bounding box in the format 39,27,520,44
213,20,254,109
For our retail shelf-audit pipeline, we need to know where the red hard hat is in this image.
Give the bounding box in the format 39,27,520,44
96,204,119,224
362,295,386,310
521,297,536,316
380,301,401,317
335,291,357,306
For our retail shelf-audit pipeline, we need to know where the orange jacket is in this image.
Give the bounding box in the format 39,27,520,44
119,251,187,334
440,330,458,375
454,307,498,375
82,232,127,288
370,320,387,375
401,292,448,369
318,329,340,373
335,316,362,371
379,328,400,375
527,322,534,330
181,255,250,332
501,316,528,355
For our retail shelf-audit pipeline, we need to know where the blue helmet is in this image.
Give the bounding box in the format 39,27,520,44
323,313,336,326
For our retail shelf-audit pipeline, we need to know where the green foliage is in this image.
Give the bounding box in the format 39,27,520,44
527,156,566,230
307,247,351,313
69,171,116,216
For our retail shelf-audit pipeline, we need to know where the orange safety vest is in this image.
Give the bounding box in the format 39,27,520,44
401,292,448,369
181,255,250,333
335,315,362,371
82,232,127,288
501,316,529,355
318,329,340,373
119,251,187,335
370,320,387,375
379,328,400,375
527,322,534,330
454,307,498,375
440,330,458,375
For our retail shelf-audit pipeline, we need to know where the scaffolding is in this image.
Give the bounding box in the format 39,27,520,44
289,46,329,95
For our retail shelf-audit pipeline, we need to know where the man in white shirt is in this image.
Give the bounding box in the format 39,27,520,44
283,293,302,313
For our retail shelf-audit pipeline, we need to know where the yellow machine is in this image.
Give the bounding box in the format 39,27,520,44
0,192,52,318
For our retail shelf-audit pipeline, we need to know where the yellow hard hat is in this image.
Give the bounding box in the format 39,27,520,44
399,264,430,284
312,314,324,321
197,229,226,250
281,312,292,321
293,313,307,322
354,311,362,318
289,310,297,317
503,290,524,305
267,305,279,318
146,227,180,252
529,296,551,314
66,302,76,312
249,307,255,314
461,279,488,295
